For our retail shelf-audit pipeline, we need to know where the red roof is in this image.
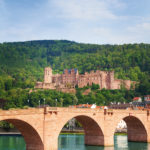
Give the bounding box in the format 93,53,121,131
133,97,141,101
76,104,92,108
73,104,100,109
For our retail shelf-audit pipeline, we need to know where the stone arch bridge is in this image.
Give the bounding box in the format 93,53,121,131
1,107,150,150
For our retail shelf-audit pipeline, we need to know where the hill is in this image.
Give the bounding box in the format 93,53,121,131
0,40,150,109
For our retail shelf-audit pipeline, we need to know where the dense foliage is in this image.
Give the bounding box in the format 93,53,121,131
0,40,150,109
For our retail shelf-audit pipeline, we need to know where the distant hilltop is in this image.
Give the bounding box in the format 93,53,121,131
35,67,136,93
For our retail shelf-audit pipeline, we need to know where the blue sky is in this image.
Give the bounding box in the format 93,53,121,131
0,0,150,44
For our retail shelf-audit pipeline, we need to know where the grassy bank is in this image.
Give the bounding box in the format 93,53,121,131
115,133,127,136
60,131,127,136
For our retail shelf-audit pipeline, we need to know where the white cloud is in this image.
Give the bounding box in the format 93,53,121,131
105,0,126,9
47,0,118,21
128,22,150,31
0,0,150,44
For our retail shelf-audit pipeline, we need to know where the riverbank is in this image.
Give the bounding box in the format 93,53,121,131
0,128,127,136
0,128,21,135
60,132,127,136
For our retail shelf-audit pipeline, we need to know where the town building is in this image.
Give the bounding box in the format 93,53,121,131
35,67,135,92
133,97,142,102
71,104,100,109
132,96,144,108
132,96,150,109
108,103,132,109
144,95,150,101
144,95,150,108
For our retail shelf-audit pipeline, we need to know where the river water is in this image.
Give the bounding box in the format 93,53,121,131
0,134,149,150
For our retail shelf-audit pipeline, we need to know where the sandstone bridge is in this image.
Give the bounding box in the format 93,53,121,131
1,107,150,150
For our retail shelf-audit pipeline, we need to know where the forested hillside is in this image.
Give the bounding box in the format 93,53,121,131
0,40,150,109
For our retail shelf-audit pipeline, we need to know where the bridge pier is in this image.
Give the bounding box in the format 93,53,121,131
43,112,59,150
26,144,44,150
44,142,58,150
43,134,58,150
147,135,150,143
85,135,114,146
128,132,147,142
104,135,114,146
85,135,104,146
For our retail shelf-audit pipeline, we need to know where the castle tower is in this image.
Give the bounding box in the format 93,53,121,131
44,67,52,83
109,71,115,89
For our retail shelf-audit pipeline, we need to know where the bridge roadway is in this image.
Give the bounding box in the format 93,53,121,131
0,107,150,150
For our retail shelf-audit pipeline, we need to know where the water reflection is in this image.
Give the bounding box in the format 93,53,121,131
59,134,113,150
115,135,128,150
59,134,85,150
0,135,25,150
114,135,148,150
58,134,149,150
127,141,148,150
0,134,149,150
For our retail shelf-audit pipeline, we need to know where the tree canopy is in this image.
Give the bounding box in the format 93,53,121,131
0,40,149,109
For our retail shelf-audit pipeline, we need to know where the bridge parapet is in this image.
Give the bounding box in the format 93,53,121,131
65,107,102,113
45,107,58,114
0,107,148,116
0,108,44,116
112,109,147,114
44,107,149,118
46,107,105,113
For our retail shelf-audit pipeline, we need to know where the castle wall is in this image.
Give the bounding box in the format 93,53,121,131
62,69,78,88
78,75,88,88
112,79,122,89
35,67,134,92
112,79,132,90
123,80,132,90
35,82,43,89
42,83,55,89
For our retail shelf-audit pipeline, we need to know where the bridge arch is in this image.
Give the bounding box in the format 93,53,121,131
58,115,104,146
114,115,147,142
124,116,147,142
1,119,44,150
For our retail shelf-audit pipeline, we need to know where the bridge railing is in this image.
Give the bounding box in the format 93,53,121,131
45,107,106,114
44,106,149,116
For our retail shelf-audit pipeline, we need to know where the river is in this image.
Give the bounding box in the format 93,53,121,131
0,134,149,150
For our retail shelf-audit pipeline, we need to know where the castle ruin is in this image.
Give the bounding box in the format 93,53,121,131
35,67,135,93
